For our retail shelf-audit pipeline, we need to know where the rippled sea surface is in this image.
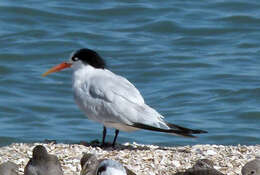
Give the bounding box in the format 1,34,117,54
1,0,260,146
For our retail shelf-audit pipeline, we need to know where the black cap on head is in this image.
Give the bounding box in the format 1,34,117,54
32,145,48,160
71,48,106,69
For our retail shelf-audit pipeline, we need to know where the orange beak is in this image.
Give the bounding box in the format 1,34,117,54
42,62,72,77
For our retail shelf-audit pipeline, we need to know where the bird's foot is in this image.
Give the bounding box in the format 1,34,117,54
80,140,116,148
100,142,115,148
80,139,100,147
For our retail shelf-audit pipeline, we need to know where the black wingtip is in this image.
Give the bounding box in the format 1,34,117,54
193,129,208,134
166,122,208,135
130,122,207,138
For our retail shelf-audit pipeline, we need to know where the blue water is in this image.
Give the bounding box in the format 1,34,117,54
1,0,260,147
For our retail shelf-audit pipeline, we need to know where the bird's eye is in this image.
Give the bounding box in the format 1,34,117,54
250,170,255,174
72,57,79,61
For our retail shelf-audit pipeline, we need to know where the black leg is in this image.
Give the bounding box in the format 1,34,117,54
102,126,107,146
112,129,119,147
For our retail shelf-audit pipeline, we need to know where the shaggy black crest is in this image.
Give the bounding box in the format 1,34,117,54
72,48,106,69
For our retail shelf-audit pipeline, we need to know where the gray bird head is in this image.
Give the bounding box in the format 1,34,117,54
32,145,48,160
96,159,126,175
80,153,100,175
193,159,214,169
80,153,98,169
242,158,260,175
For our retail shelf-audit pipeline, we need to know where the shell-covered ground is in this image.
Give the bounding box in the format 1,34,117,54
0,143,259,175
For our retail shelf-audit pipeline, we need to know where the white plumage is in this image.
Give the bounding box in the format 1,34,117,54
72,62,169,132
42,48,207,146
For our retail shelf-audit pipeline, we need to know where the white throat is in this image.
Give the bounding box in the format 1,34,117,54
72,61,95,82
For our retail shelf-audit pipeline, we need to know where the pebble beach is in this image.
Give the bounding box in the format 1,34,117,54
0,143,259,175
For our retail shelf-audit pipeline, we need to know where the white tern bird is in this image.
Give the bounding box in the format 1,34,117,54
42,48,207,146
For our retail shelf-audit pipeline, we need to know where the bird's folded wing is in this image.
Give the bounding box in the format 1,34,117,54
88,73,168,129
89,73,144,105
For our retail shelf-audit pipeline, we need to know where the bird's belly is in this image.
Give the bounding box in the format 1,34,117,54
103,122,140,132
76,99,138,132
73,89,125,125
74,94,140,132
74,95,103,122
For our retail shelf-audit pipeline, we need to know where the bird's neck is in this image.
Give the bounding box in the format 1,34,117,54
72,64,97,87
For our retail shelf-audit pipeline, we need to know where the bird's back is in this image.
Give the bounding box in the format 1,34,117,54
24,155,63,175
0,162,18,175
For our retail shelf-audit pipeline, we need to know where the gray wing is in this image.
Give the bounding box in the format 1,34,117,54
89,71,144,105
47,155,63,175
87,71,168,129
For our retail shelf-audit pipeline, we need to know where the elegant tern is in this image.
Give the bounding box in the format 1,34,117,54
42,48,207,146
